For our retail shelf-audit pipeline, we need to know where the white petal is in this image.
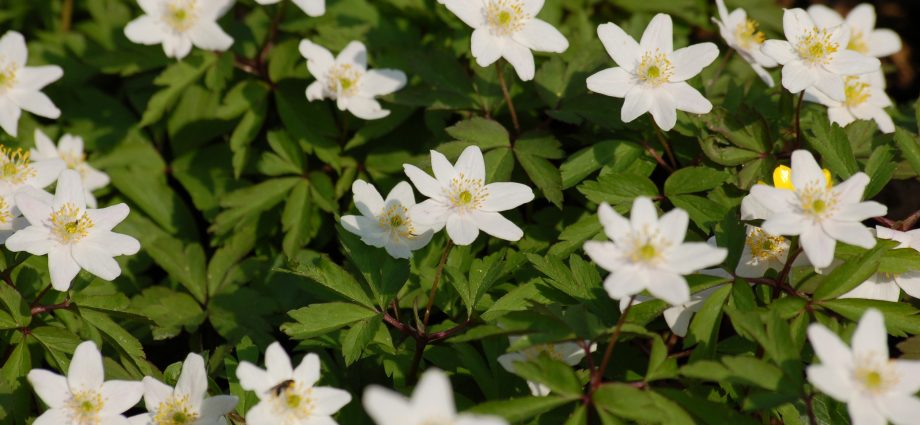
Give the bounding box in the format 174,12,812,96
29,158,66,190
845,4,876,36
359,69,406,97
123,16,165,45
299,39,334,78
100,380,144,415
621,85,653,123
840,277,900,302
292,353,321,388
799,227,836,269
657,208,688,245
0,98,21,136
431,149,457,188
5,226,52,255
336,41,367,70
244,401,276,424
84,204,130,232
826,50,880,76
781,61,817,94
347,97,390,120
411,369,457,419
85,232,140,256
161,35,193,60
311,386,352,415
640,14,673,53
806,5,844,29
351,180,385,219
141,377,173,413
10,90,60,119
187,22,233,52
27,369,70,408
603,266,646,300
363,386,413,425
822,220,875,249
17,66,63,91
667,82,712,114
175,353,207,405
847,396,886,425
441,0,485,28
783,8,814,43
890,359,920,395
896,272,920,300
292,0,325,17
0,31,27,67
53,169,86,211
472,29,503,68
648,88,677,131
69,341,104,392
762,40,797,65
306,81,325,101
805,365,854,402
868,29,902,58
669,43,719,81
502,41,535,81
49,246,80,292
409,199,449,233
72,243,122,281
586,67,634,98
521,0,544,15
878,394,920,425
812,70,846,102
597,22,640,72
446,213,480,245
584,241,625,273
835,202,887,223
629,196,658,232
472,210,523,241
852,308,888,359
807,323,853,368
758,212,805,235
870,107,895,134
32,409,71,425
199,395,238,419
385,181,416,208
264,342,294,383
404,164,444,200
481,182,534,212
235,362,275,396
828,106,857,128
790,149,827,189
454,145,485,182
666,242,727,274
597,202,631,244
645,270,690,305
514,19,568,53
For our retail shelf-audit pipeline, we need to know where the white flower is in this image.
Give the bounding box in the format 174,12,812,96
761,8,880,102
236,342,351,425
124,0,234,60
255,0,324,17
586,14,719,131
711,0,777,87
438,0,568,81
27,340,144,425
0,143,65,195
740,164,832,221
748,150,887,269
299,40,406,120
807,309,920,425
0,192,26,244
363,368,508,425
735,225,809,278
0,31,63,137
5,170,141,291
807,4,902,58
404,145,534,246
341,180,432,259
583,197,728,306
32,130,111,208
804,72,894,134
841,227,920,302
622,282,726,337
131,353,238,425
497,337,595,396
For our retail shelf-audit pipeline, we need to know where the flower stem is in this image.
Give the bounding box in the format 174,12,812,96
496,61,520,132
60,0,74,32
793,91,805,150
705,49,733,90
653,121,678,169
422,240,453,331
30,284,52,308
591,296,635,390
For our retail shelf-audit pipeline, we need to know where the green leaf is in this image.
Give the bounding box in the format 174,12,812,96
894,127,920,177
211,177,300,235
0,284,29,329
577,173,658,206
79,307,151,377
813,240,891,300
282,180,315,258
804,119,859,179
339,228,411,309
341,315,383,365
140,54,216,127
668,194,727,229
282,302,380,340
509,353,584,397
560,140,644,189
469,395,574,421
30,326,82,371
131,287,206,340
685,285,731,358
664,166,729,196
820,298,920,337
445,117,510,149
863,144,896,198
277,255,376,308
516,134,564,208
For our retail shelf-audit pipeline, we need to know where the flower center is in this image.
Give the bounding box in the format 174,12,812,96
0,59,17,95
847,29,869,54
379,202,418,240
637,50,673,87
67,390,104,425
485,0,528,36
271,382,315,420
853,354,898,395
734,19,765,49
843,76,871,108
626,226,670,266
0,147,36,186
520,344,563,361
50,203,94,244
795,28,839,65
447,173,488,213
165,0,197,32
153,395,199,425
326,63,363,98
745,227,788,263
61,149,86,170
797,182,838,222
0,197,12,224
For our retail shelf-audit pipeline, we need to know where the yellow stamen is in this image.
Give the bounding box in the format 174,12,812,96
486,0,527,36
843,76,871,108
795,28,839,65
637,50,673,87
734,19,765,49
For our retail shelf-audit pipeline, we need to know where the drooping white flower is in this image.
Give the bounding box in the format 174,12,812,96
807,309,920,425
124,0,235,60
341,180,432,259
761,8,880,101
299,40,406,120
130,353,238,425
497,337,595,396
807,4,902,59
841,227,920,302
711,0,777,87
0,31,63,137
236,342,351,425
586,14,719,131
735,225,808,278
583,197,728,306
32,130,111,208
28,340,144,425
438,0,568,81
363,368,508,425
404,145,534,246
5,170,141,291
255,0,324,17
748,150,887,269
804,72,894,134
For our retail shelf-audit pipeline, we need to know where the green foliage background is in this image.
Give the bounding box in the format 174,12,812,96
2,0,920,424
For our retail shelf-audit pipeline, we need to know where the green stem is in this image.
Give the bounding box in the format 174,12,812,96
496,61,520,132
